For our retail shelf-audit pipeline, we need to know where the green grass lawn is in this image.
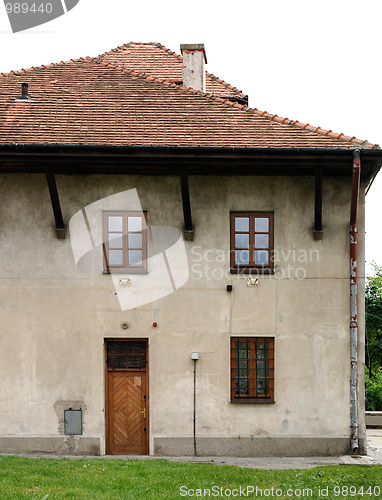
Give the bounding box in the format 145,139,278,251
0,456,381,499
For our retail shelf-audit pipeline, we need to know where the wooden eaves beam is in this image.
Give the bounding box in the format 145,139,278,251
180,169,193,241
313,166,323,240
45,166,66,239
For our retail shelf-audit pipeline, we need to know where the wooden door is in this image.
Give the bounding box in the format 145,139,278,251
105,340,148,455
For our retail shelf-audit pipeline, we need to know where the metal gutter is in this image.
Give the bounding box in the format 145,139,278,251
350,149,361,453
0,143,381,157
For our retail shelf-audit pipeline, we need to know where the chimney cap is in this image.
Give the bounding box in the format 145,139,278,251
180,44,207,64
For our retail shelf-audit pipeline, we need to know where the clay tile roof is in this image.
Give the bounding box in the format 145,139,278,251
99,42,247,101
0,45,378,150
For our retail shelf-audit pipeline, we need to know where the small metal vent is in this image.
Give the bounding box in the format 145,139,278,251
107,341,146,370
20,82,28,99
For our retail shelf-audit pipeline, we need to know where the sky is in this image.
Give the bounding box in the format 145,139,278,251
0,0,381,272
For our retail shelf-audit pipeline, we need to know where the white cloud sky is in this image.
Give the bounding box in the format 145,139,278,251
0,0,381,271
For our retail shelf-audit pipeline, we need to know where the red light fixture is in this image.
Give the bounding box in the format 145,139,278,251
153,322,158,327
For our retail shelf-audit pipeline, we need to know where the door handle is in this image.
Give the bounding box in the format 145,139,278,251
141,408,146,419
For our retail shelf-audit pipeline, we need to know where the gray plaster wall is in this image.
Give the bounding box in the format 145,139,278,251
0,172,366,456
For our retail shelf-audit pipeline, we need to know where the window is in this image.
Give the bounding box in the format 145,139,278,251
106,340,147,370
230,212,274,273
103,211,147,273
230,337,274,403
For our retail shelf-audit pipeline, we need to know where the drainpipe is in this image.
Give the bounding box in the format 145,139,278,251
350,149,360,453
191,352,199,456
193,358,197,456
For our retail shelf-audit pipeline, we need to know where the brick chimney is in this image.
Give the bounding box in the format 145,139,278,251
180,44,207,92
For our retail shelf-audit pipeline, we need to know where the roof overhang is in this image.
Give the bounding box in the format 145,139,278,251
0,143,381,189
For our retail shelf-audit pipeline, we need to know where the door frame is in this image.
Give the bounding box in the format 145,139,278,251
104,338,149,455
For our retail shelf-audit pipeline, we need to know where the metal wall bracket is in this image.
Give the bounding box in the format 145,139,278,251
313,166,323,240
180,169,194,241
45,167,66,239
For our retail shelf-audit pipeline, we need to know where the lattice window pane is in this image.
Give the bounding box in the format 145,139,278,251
127,341,147,369
107,341,128,369
107,341,147,370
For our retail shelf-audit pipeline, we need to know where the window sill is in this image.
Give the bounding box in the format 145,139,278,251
230,268,275,275
231,399,275,404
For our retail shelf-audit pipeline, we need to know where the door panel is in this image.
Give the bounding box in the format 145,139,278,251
105,340,148,455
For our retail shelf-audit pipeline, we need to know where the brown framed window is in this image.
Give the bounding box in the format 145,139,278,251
230,337,274,403
103,211,147,273
230,212,274,273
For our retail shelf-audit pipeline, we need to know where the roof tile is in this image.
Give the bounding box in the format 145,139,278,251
98,42,247,100
0,46,378,150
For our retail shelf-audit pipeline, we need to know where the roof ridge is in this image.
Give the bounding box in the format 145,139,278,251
0,56,93,78
248,109,379,149
152,42,183,62
97,41,183,63
97,41,246,97
97,58,378,150
205,71,245,96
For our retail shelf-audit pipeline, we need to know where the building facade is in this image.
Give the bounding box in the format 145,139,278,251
0,43,380,456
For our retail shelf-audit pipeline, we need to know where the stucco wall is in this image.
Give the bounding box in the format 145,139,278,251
0,172,366,456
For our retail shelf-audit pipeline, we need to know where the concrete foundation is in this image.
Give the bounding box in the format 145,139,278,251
154,437,366,458
0,437,100,455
